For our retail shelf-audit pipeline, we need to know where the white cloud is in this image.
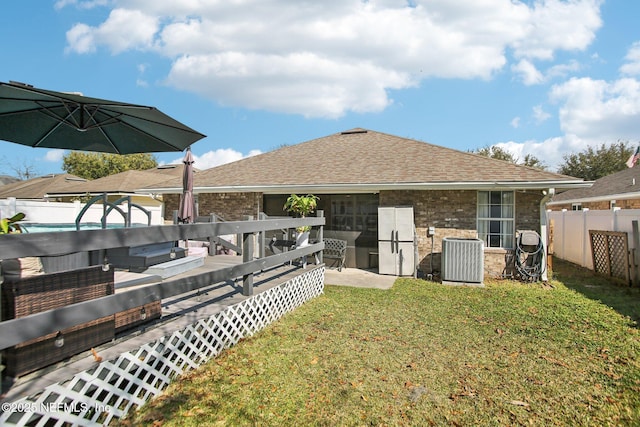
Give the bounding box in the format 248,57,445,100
55,0,108,10
496,137,566,169
620,41,640,76
44,149,66,162
550,77,640,141
512,59,581,85
510,0,602,60
66,9,158,55
64,0,604,118
136,63,150,87
496,74,640,170
65,24,96,54
546,60,581,79
510,117,520,128
166,52,410,118
169,148,262,170
512,59,544,85
532,105,551,124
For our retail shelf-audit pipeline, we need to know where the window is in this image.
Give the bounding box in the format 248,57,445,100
477,191,514,249
330,194,378,237
571,203,582,211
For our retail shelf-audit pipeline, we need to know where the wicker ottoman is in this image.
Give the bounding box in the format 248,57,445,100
1,265,115,377
115,300,162,334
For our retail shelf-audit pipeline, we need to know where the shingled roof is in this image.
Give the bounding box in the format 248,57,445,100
47,164,192,196
0,175,20,186
548,166,640,205
0,174,86,199
144,129,587,193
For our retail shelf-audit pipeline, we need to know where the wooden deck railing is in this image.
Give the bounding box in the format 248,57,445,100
0,214,325,352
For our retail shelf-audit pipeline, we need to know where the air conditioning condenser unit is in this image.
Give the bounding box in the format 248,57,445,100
441,237,484,285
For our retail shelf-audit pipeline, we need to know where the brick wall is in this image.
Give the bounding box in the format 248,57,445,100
380,189,544,279
549,197,640,211
615,199,640,208
164,189,545,280
163,194,179,222
379,190,476,275
163,192,263,222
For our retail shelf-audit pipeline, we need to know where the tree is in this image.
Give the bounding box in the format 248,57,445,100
472,145,547,170
62,152,158,180
557,141,635,180
521,154,547,170
0,157,40,179
473,145,517,163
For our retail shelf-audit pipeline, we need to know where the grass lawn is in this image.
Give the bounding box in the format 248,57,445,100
119,258,640,426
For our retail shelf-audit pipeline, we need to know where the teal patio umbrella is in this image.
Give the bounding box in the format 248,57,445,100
0,81,205,154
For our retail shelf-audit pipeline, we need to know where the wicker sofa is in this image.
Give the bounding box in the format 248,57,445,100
1,262,161,377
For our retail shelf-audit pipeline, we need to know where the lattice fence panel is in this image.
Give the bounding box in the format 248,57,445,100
0,266,324,426
589,230,630,284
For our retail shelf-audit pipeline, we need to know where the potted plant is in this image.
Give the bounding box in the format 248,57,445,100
0,212,25,234
283,194,319,247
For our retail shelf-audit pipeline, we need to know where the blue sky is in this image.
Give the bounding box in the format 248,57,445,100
1,0,639,177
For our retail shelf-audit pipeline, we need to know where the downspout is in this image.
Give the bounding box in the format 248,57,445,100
540,188,555,281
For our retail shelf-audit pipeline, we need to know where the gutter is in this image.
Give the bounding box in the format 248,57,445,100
139,180,590,195
547,190,640,206
539,189,555,282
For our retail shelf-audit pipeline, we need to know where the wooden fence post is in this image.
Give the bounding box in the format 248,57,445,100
258,212,266,259
242,215,254,296
316,210,324,264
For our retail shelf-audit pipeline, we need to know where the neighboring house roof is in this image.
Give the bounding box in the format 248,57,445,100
0,174,87,199
547,166,640,206
47,164,194,196
142,128,588,194
0,175,20,186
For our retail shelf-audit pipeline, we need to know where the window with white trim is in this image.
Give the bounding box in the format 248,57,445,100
477,191,515,249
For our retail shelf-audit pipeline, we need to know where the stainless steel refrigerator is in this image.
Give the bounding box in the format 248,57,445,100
377,206,415,276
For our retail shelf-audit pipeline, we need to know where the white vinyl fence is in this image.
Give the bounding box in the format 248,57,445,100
0,198,163,226
547,208,640,270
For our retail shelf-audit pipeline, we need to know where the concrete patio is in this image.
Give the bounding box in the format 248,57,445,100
324,266,397,289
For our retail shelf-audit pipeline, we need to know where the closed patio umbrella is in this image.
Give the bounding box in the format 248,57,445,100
178,147,195,223
0,81,205,154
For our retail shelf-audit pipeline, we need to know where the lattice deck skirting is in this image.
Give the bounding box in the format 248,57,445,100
0,266,324,427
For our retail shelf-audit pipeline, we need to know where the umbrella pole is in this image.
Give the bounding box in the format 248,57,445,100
183,219,189,255
173,210,189,254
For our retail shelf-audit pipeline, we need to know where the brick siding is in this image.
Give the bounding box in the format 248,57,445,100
381,189,543,278
165,189,544,279
164,192,263,222
550,198,640,211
